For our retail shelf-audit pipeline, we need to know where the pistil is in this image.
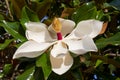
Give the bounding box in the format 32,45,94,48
52,17,62,40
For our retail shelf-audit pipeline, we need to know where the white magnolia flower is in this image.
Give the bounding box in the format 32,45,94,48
13,18,103,75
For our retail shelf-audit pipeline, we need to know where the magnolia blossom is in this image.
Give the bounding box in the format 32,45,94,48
13,18,103,75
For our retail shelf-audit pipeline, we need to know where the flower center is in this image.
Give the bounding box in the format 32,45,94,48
52,17,62,40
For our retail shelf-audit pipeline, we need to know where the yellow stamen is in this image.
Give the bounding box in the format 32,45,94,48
52,17,62,33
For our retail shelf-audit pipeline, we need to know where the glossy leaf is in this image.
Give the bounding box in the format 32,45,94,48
4,22,20,32
96,32,120,49
0,39,14,50
3,21,25,36
1,21,26,42
36,53,51,80
72,2,97,23
21,6,39,22
16,65,35,80
20,6,39,30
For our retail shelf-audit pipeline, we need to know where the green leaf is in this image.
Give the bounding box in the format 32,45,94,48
4,22,21,32
3,64,12,75
4,21,25,36
72,2,97,23
36,53,51,80
21,6,40,22
20,6,39,30
96,10,105,20
95,59,103,68
96,32,120,49
0,39,14,50
17,65,35,80
34,67,44,80
1,21,26,42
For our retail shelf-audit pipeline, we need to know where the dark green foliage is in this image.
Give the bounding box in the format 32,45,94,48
96,32,120,49
0,0,120,80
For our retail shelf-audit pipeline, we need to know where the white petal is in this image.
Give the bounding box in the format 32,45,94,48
26,30,54,43
50,53,73,75
67,19,103,39
48,18,75,39
13,41,53,59
51,41,68,58
25,22,53,43
50,40,73,75
64,36,97,55
25,22,47,32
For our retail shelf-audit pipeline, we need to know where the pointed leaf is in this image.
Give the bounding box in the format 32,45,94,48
0,39,14,50
95,59,103,68
20,6,39,30
36,53,51,79
4,22,21,32
72,2,97,23
1,21,26,42
96,32,120,49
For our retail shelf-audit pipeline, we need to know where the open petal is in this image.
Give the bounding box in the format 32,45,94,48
25,22,47,32
64,36,97,55
13,41,53,59
50,53,73,75
67,19,103,39
25,22,53,43
51,41,68,58
50,41,73,75
48,18,75,39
